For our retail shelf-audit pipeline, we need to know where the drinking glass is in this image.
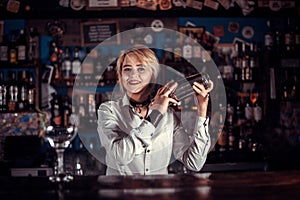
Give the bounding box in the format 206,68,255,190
44,125,77,182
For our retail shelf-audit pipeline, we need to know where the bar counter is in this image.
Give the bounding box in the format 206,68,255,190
1,170,300,200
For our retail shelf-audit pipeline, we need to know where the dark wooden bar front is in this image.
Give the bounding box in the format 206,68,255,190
1,170,300,200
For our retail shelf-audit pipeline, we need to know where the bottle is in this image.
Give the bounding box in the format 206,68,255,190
9,32,18,65
62,95,71,127
241,43,251,81
94,49,105,87
0,36,9,64
7,71,18,112
235,95,245,126
238,126,246,152
281,70,289,101
264,20,274,51
217,103,227,152
78,95,86,118
104,65,116,86
62,47,72,81
88,94,96,124
294,20,300,53
290,75,298,100
17,29,27,63
228,126,236,151
51,94,62,126
28,74,36,111
18,70,29,111
72,47,81,76
78,95,86,128
273,20,282,54
81,48,95,86
253,92,263,125
283,18,295,56
233,42,241,81
244,90,252,122
0,71,7,112
226,92,235,127
28,27,40,63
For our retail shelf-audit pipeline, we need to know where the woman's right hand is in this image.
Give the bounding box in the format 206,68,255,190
149,80,179,114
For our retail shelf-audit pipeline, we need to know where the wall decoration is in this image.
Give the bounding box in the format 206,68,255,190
86,0,120,10
80,21,120,46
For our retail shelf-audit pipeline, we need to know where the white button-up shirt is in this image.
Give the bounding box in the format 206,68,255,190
97,95,211,175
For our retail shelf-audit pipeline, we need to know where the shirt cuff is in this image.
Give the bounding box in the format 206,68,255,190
146,109,163,128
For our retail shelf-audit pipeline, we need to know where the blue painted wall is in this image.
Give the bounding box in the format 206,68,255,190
178,17,270,45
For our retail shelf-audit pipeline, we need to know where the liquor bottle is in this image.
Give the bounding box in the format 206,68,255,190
226,92,235,127
235,94,245,126
7,71,18,112
62,95,71,127
72,47,81,76
253,92,263,125
9,32,18,65
78,95,86,118
162,44,173,63
273,20,282,54
94,49,105,87
228,126,236,151
104,65,116,86
217,103,227,152
233,42,241,81
50,41,58,63
81,48,94,86
295,20,300,53
283,18,295,56
88,94,96,124
241,43,251,81
51,94,62,126
62,47,72,81
174,32,182,63
0,71,7,112
238,126,246,151
244,90,252,122
28,74,36,111
290,75,298,100
264,20,274,51
17,29,27,63
281,70,289,101
18,70,29,111
0,36,9,64
28,27,40,63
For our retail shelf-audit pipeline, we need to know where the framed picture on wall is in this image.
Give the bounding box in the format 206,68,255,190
179,26,205,44
80,21,120,46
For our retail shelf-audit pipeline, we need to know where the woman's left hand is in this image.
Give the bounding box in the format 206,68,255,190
193,80,214,117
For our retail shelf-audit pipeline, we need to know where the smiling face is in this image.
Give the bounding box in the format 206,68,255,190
121,52,153,99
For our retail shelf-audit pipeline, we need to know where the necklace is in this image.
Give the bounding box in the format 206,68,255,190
129,97,151,113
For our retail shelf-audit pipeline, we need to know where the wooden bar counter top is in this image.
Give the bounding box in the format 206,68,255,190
1,170,300,200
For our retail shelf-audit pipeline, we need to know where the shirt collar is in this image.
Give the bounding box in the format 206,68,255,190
121,94,131,107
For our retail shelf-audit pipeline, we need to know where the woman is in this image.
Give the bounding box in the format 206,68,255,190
97,44,213,175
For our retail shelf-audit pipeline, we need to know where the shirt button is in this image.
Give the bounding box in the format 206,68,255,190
146,168,149,171
142,144,146,148
147,150,150,153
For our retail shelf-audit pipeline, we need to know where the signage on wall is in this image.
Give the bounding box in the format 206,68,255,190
80,21,120,46
86,0,120,10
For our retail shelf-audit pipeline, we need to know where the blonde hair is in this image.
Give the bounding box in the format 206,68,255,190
116,44,159,91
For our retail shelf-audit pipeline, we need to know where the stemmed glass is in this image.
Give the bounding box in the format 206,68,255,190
44,125,78,182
